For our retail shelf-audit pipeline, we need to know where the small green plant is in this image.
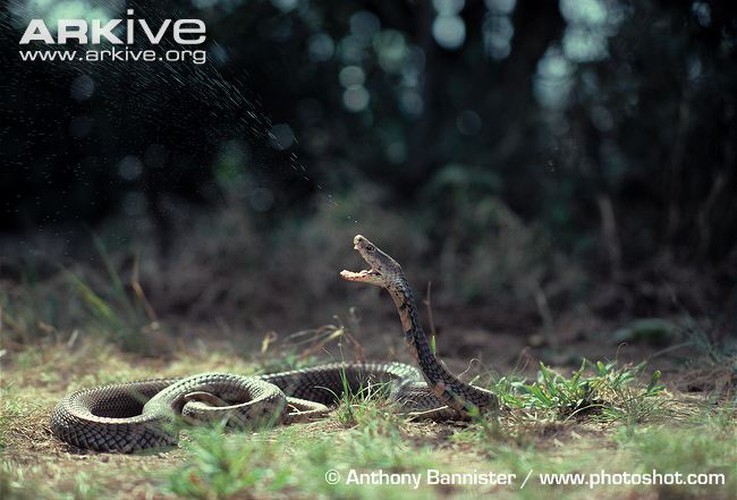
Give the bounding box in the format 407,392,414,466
492,359,666,422
526,361,599,414
332,380,400,429
167,426,291,499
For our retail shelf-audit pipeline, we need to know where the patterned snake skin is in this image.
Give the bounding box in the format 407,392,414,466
51,235,498,452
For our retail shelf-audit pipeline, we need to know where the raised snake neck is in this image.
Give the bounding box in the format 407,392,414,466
348,235,497,415
385,271,497,415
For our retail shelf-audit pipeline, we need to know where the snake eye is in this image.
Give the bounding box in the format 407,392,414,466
366,245,374,252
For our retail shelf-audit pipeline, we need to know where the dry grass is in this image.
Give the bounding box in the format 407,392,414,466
2,335,736,499
2,200,735,498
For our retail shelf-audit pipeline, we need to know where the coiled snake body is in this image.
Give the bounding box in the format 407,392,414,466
51,235,498,452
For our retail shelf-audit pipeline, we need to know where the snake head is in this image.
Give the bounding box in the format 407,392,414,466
340,234,402,288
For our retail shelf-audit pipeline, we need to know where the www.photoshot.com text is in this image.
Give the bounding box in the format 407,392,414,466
323,468,727,490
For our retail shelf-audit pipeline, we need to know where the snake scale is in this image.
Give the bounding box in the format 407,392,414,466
51,235,498,452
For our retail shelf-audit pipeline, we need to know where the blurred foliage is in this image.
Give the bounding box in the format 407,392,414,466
1,0,736,311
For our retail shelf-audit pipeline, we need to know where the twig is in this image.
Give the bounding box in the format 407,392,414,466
532,279,555,349
131,251,158,322
596,193,621,280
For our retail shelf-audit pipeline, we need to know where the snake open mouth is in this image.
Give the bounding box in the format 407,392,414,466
339,268,380,282
341,234,384,284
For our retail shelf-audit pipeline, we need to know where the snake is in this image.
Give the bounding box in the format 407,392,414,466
51,234,498,452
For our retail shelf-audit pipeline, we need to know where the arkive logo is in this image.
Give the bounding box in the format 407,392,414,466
17,8,208,65
19,9,206,45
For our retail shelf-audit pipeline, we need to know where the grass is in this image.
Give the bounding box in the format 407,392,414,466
1,238,158,355
1,217,735,498
167,416,439,499
496,360,667,422
2,334,735,499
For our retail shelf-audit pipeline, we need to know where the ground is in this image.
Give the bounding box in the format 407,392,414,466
2,315,736,499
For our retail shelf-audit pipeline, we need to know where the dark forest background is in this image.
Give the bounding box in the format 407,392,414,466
1,0,736,353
